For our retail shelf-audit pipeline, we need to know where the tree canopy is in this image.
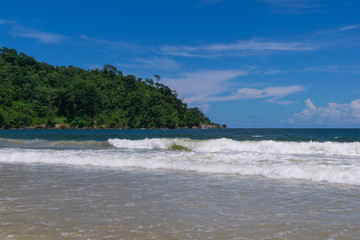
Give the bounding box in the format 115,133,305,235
0,47,219,129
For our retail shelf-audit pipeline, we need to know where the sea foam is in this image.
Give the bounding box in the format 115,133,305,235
1,138,360,185
108,138,360,157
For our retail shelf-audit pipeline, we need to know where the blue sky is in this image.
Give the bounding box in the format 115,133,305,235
1,0,360,127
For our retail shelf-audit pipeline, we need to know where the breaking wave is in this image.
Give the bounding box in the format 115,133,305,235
108,138,360,157
1,137,360,185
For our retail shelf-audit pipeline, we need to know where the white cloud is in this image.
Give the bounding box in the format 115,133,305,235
136,57,181,70
3,20,138,48
118,57,181,71
1,19,66,44
298,65,341,73
80,35,137,49
263,69,294,75
287,98,360,126
302,98,317,115
350,100,360,118
205,40,315,51
298,65,360,74
199,0,224,5
199,103,210,112
12,26,65,43
0,19,16,25
163,69,303,104
264,70,283,75
339,24,360,31
160,39,317,58
163,69,249,103
207,85,304,104
160,45,205,57
259,0,321,14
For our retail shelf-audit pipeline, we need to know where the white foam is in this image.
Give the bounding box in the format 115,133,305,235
108,138,360,157
108,138,176,150
1,146,360,185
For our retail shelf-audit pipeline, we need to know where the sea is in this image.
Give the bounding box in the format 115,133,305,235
0,128,359,239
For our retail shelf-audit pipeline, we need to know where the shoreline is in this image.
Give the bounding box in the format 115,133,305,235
1,123,226,130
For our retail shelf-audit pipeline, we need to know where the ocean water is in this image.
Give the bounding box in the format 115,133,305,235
0,129,359,239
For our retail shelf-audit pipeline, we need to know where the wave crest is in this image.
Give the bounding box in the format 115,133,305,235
1,148,360,185
108,138,360,157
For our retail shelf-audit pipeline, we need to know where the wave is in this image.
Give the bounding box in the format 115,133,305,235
108,138,360,157
3,137,360,157
1,137,360,185
0,138,110,150
1,145,359,186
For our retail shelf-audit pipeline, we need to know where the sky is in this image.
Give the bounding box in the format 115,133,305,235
1,0,360,128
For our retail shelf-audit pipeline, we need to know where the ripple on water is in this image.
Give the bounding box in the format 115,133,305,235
0,163,359,239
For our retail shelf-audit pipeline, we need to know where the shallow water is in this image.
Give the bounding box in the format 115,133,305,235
0,164,359,239
0,129,360,239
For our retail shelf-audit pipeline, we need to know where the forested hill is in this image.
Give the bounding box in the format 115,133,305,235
0,47,221,129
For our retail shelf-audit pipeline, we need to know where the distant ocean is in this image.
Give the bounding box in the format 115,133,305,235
1,129,359,239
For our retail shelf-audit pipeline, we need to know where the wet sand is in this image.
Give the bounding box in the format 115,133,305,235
1,163,359,239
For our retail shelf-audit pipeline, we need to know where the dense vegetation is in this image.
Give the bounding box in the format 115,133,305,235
0,47,220,129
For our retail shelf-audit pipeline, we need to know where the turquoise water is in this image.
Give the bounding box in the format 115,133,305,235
0,129,360,239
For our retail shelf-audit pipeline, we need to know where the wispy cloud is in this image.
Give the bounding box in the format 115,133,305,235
160,39,318,58
160,45,205,57
298,65,360,74
250,63,360,76
198,0,224,5
79,35,137,49
163,69,250,103
263,69,294,75
299,65,342,73
163,69,303,104
0,19,17,25
207,85,304,104
134,57,181,70
259,0,321,14
11,26,66,43
199,103,210,112
0,18,65,43
339,24,360,31
264,70,284,75
1,18,138,48
118,57,181,71
286,98,360,126
203,40,315,51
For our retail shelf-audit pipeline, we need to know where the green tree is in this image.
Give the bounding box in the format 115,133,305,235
0,47,221,129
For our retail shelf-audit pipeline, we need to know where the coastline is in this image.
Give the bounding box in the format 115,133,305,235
1,123,226,130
